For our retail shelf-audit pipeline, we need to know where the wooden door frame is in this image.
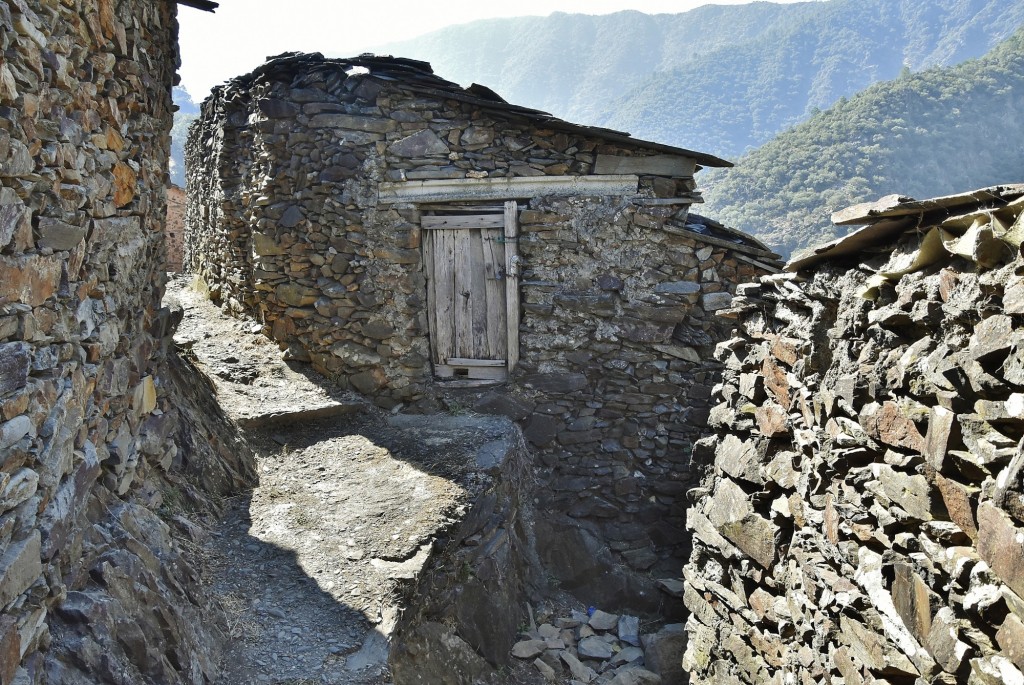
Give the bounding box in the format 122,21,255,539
420,200,520,380
503,200,520,374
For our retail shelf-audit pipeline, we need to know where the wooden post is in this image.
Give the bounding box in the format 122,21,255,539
504,201,520,374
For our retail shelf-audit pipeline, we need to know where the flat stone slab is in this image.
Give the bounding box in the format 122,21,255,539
588,609,619,631
578,635,614,659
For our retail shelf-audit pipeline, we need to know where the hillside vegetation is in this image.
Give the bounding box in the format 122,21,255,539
379,0,1024,158
600,0,1024,155
702,28,1024,257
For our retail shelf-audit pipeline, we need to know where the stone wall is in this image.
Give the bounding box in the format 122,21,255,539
0,2,249,682
684,190,1024,684
166,184,185,272
185,54,777,596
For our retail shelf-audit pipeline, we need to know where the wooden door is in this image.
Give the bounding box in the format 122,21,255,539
422,201,520,381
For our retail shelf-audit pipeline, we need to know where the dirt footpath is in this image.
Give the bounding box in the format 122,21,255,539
206,412,479,685
167,278,464,684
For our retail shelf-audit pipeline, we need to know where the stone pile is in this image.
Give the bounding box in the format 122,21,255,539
512,607,686,684
684,185,1024,684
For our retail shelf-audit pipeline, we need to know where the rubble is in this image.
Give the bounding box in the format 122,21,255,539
512,606,679,684
685,185,1024,684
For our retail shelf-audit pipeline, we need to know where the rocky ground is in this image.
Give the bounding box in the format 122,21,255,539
168,278,457,683
165,277,685,684
166,278,539,684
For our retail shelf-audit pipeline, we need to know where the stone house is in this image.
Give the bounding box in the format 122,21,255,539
185,52,782,603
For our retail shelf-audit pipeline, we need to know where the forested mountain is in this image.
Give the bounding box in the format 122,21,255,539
378,0,1024,158
377,3,808,128
701,28,1024,257
170,88,199,187
600,0,1024,155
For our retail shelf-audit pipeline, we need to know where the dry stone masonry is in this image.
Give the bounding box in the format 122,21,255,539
165,184,186,272
0,1,250,683
8,0,1024,682
184,53,781,596
684,185,1024,684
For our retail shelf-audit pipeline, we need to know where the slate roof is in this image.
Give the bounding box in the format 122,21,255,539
788,184,1024,271
219,51,733,169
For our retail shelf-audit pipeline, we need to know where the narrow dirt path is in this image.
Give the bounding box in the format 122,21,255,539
166,278,488,684
166,279,680,685
204,411,472,685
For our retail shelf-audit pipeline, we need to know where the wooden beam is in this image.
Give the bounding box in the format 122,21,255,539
594,154,696,177
421,214,504,230
417,204,507,213
504,201,521,375
379,175,640,204
634,196,704,206
733,252,783,274
176,0,219,11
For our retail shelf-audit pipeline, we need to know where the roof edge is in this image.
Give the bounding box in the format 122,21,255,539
210,52,731,168
176,0,218,12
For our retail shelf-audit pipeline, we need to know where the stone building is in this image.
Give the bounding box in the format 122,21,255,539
185,52,782,604
0,1,253,683
684,185,1024,684
165,184,186,272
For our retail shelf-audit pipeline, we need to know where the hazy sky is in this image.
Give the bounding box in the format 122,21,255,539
177,0,820,100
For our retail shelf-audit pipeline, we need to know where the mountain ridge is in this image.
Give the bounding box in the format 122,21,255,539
701,27,1024,257
375,0,1024,158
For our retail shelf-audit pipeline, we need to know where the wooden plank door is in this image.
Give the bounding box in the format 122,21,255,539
422,205,518,380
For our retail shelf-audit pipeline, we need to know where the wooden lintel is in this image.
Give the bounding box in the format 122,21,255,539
421,214,504,230
379,175,639,204
594,154,696,177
